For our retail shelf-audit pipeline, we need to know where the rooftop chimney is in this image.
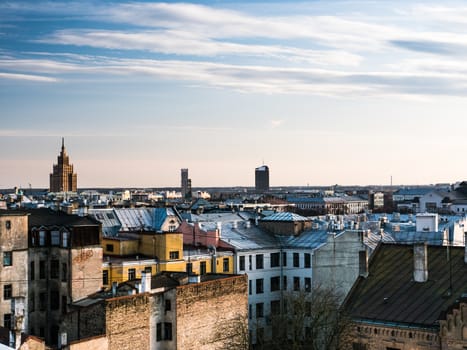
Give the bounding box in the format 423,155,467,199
358,250,368,278
111,282,118,296
141,271,151,293
413,243,428,283
464,232,467,264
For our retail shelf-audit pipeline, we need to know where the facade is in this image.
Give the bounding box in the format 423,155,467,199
27,209,102,346
49,138,77,193
0,212,29,348
63,272,248,350
255,165,269,192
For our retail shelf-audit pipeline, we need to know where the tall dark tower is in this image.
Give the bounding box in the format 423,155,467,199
49,138,77,192
181,168,191,199
255,165,269,192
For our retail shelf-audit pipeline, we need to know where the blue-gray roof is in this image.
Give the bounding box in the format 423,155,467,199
262,212,309,222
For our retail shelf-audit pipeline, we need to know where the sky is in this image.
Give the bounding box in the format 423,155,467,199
2,0,467,188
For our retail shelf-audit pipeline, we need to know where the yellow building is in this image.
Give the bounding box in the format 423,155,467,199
101,232,234,288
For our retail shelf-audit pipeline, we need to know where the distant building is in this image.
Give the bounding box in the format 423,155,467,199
181,168,192,199
49,138,77,193
255,165,269,192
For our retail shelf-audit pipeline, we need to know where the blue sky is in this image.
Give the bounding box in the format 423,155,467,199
2,0,467,188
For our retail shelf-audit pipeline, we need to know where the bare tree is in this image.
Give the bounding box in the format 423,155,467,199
213,313,250,350
266,285,350,350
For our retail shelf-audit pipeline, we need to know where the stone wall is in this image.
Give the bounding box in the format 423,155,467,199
105,293,151,350
343,323,440,350
440,302,467,350
176,275,248,350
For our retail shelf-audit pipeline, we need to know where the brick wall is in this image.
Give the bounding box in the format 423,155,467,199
105,294,151,350
176,275,248,350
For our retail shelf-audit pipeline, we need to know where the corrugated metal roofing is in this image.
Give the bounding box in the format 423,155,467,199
261,212,309,222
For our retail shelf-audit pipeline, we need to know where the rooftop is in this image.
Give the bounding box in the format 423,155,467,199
344,243,467,328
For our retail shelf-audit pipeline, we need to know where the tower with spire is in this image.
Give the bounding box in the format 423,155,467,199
49,138,77,192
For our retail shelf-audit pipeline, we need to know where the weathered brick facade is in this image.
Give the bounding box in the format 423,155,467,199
176,275,248,350
105,294,151,350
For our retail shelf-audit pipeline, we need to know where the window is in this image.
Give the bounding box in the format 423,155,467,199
102,270,109,285
128,268,136,280
282,252,287,266
3,252,12,266
50,291,59,310
106,244,114,253
165,299,171,312
249,280,252,295
3,314,11,329
39,231,46,246
164,323,172,341
39,260,46,279
257,327,264,345
248,255,252,270
3,284,12,300
293,253,300,267
283,276,287,291
270,252,280,268
5,221,11,230
51,231,60,246
186,263,193,274
30,261,35,280
62,263,67,282
305,301,312,316
157,323,162,341
223,258,229,272
293,277,300,291
305,277,311,292
144,266,152,274
200,261,206,275
239,256,245,271
271,300,280,315
62,295,67,315
29,294,35,312
39,292,46,311
249,304,252,319
256,278,264,294
51,260,59,279
169,251,179,259
256,303,264,318
270,276,280,292
304,253,311,268
256,254,264,269
62,231,69,248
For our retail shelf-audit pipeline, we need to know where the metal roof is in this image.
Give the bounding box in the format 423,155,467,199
261,212,309,222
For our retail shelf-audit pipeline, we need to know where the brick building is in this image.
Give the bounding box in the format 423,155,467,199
63,272,248,350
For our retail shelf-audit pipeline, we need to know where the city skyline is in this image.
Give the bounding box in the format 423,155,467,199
2,1,467,188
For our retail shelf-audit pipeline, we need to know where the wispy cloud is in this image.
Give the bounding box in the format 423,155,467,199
270,120,284,128
0,72,58,82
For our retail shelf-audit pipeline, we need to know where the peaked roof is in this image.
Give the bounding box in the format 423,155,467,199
344,243,467,329
261,212,309,222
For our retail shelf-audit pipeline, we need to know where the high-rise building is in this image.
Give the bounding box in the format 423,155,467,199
49,138,77,193
255,165,269,192
181,168,191,199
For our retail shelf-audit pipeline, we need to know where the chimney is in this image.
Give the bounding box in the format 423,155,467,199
216,222,222,237
141,271,151,293
111,281,118,296
464,232,467,264
413,243,428,282
358,250,368,277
